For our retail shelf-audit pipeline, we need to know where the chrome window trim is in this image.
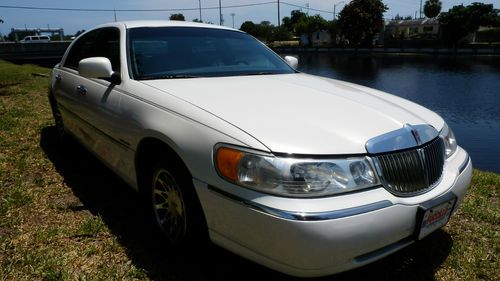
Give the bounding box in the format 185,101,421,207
207,185,392,221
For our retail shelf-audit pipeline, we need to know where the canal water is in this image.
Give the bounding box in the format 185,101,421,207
287,53,500,173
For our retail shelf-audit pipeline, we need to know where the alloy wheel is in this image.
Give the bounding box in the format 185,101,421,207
152,168,187,244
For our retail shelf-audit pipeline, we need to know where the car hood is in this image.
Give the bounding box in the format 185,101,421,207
140,73,443,155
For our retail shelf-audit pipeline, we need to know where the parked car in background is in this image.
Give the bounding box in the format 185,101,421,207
48,21,472,277
20,35,51,43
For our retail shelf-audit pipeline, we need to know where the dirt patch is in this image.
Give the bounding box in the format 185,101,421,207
51,193,87,212
0,226,16,240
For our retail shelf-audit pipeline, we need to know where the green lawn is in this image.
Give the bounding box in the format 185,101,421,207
0,59,498,280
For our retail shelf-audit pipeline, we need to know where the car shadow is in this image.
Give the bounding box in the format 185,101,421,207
40,126,454,281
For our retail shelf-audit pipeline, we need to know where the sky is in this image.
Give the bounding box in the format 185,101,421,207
1,0,499,36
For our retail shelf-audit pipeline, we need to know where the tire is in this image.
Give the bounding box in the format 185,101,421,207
48,94,65,139
145,158,208,248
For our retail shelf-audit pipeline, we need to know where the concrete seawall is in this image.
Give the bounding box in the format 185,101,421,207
273,47,500,55
1,42,499,67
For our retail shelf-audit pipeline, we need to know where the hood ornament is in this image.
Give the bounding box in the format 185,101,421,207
366,124,439,154
405,124,422,145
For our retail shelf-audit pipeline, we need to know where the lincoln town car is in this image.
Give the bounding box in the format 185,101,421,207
48,21,472,277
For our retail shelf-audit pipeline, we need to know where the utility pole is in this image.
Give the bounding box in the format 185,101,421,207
198,0,202,22
277,0,280,27
306,3,309,15
219,0,222,25
113,0,117,22
419,0,423,19
230,13,235,28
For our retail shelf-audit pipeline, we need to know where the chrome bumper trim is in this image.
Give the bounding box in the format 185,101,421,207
458,155,471,174
207,185,392,221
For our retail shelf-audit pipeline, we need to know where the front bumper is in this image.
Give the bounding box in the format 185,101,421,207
194,147,472,277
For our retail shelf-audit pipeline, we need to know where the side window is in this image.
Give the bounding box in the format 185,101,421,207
64,30,99,70
94,28,121,72
64,28,120,71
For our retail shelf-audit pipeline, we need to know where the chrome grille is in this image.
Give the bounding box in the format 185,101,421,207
374,137,445,196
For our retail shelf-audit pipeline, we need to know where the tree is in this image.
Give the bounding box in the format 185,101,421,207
240,21,257,35
424,0,442,18
254,21,274,42
282,17,292,31
282,10,307,33
326,20,340,43
290,10,307,26
295,14,328,46
169,13,185,21
271,26,293,41
337,0,387,46
239,21,275,42
439,3,500,46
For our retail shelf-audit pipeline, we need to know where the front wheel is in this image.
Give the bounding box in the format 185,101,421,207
146,160,207,247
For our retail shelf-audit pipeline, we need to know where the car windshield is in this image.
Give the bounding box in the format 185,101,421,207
128,27,295,80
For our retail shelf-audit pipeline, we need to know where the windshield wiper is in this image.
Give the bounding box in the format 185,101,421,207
139,74,201,80
241,72,277,76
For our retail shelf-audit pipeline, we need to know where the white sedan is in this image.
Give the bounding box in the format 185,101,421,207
48,20,472,277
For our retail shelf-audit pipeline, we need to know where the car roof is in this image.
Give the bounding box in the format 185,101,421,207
94,20,242,32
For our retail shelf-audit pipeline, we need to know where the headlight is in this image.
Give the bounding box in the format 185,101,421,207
215,146,380,197
440,122,457,158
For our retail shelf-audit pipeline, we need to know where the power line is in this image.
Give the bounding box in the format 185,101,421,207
0,1,335,14
281,1,334,14
0,2,276,12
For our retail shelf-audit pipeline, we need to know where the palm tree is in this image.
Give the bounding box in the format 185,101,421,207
424,0,442,18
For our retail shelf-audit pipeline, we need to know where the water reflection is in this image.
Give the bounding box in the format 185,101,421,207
289,53,500,173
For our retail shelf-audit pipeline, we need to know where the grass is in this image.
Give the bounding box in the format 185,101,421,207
0,59,498,280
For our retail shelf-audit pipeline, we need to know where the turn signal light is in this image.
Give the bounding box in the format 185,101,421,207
215,147,244,181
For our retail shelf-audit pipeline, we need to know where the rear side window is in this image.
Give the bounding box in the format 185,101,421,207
64,28,120,71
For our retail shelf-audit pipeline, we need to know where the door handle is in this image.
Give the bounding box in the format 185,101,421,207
76,85,87,95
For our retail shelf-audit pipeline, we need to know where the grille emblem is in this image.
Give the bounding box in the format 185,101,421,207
405,124,423,145
366,124,438,154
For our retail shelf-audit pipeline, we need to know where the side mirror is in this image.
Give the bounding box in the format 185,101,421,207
284,56,299,69
79,57,121,84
